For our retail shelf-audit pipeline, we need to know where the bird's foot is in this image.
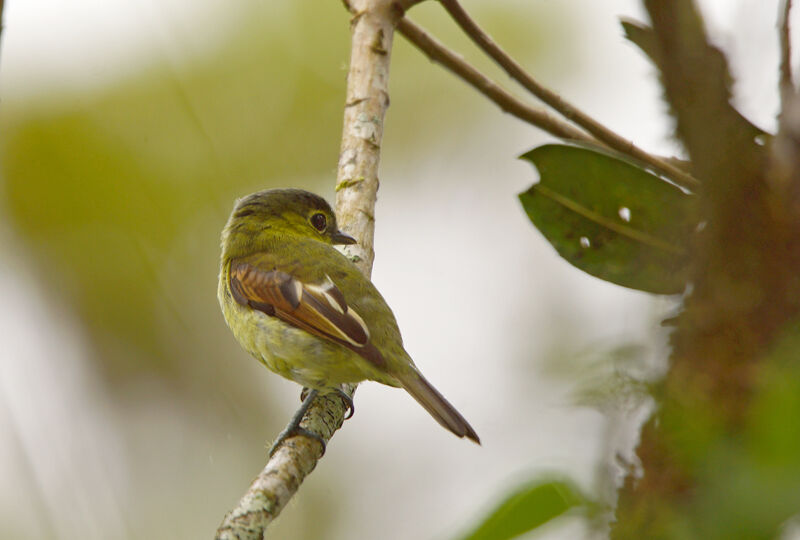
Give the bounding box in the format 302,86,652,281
270,389,326,457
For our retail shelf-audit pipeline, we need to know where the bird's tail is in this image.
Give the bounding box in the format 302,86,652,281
394,369,480,444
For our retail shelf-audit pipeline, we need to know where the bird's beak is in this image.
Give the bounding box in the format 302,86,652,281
331,230,357,245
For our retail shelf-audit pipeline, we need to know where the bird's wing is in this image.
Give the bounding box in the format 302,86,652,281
229,259,386,368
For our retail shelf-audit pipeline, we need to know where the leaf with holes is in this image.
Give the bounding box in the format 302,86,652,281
519,143,696,294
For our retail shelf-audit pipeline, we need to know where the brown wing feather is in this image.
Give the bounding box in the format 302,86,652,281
229,260,385,368
230,264,298,311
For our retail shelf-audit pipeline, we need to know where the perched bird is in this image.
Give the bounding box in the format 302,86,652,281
218,188,479,449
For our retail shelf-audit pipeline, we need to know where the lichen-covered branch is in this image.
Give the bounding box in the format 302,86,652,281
335,0,400,274
215,1,397,537
215,394,350,539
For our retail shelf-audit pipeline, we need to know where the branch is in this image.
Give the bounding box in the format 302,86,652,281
771,1,800,210
335,0,400,275
216,0,397,537
779,0,794,106
614,2,800,535
215,393,351,538
396,19,592,142
396,0,427,11
643,0,762,184
437,0,699,190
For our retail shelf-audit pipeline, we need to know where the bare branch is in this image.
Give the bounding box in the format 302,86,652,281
643,0,762,186
396,0,428,12
396,18,592,142
772,0,800,212
437,0,699,189
779,0,795,107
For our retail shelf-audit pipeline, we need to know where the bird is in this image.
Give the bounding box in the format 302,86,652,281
217,188,479,452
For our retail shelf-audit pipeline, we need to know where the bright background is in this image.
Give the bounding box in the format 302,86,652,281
0,1,789,539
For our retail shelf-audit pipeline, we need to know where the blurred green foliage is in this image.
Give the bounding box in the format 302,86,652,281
0,0,564,386
611,320,800,540
1,2,353,383
681,321,800,539
0,2,569,538
460,478,589,540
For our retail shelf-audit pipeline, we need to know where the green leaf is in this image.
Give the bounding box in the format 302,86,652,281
518,143,695,294
460,479,586,540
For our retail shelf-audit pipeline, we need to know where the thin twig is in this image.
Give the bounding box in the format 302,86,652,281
779,0,794,107
771,0,800,204
216,0,397,537
437,0,699,190
397,18,593,143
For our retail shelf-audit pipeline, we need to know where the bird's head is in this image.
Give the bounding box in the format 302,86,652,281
221,188,356,259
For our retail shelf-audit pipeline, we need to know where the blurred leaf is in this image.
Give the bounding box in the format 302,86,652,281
518,143,695,294
461,479,587,540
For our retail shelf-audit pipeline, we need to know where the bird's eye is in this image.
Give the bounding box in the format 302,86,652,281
310,212,327,232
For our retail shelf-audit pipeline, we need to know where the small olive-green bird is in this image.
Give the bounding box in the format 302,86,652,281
218,188,479,445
